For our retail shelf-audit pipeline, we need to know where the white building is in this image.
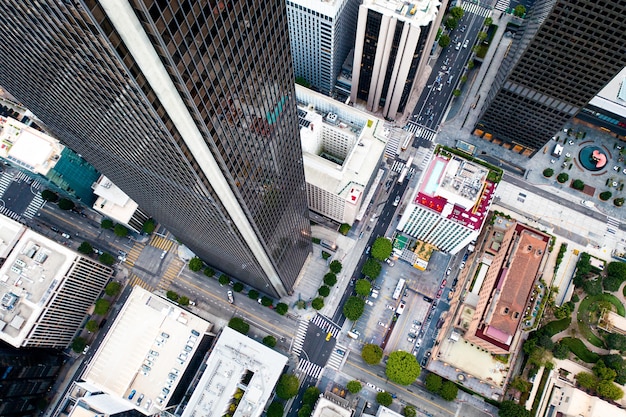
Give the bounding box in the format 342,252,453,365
0,215,112,349
578,66,626,138
351,0,446,119
286,0,359,96
92,175,150,233
0,116,63,175
182,326,288,417
397,146,498,254
296,85,387,225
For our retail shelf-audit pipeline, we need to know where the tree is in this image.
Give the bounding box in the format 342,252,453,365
371,237,392,261
78,241,93,255
323,273,337,287
362,343,383,364
219,275,230,286
179,296,189,306
189,257,203,272
303,386,321,405
376,391,393,406
575,372,598,390
347,380,362,394
267,401,284,417
343,296,365,321
557,172,569,183
362,258,382,278
477,31,488,41
297,405,312,417
453,89,461,97
444,17,458,30
263,335,277,348
318,286,330,297
233,282,244,292
484,17,493,26
440,381,458,401
543,168,554,177
166,290,179,302
248,289,259,300
461,75,468,83
514,4,526,17
615,197,625,207
86,320,98,332
339,223,350,235
425,373,442,393
404,406,417,417
105,281,121,297
71,337,87,353
438,34,451,48
101,218,114,229
113,223,129,237
607,262,626,282
228,317,250,335
600,191,612,201
449,6,464,20
510,376,531,393
593,360,617,382
386,351,421,385
606,333,626,351
311,297,324,310
597,380,624,400
498,401,531,417
552,342,570,359
261,296,273,307
583,278,603,295
204,267,215,277
41,190,59,202
98,253,115,265
142,218,156,234
329,260,343,274
572,179,585,190
355,279,371,296
94,298,110,315
58,198,74,210
275,302,288,316
275,373,300,399
467,60,475,70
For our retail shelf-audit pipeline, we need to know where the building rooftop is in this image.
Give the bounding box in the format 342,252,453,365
311,395,353,417
376,405,403,417
0,117,63,175
287,0,346,15
589,66,626,118
363,0,441,26
81,287,212,415
0,217,78,348
182,326,288,417
91,175,138,224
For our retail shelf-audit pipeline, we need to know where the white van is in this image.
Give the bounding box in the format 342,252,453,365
581,200,595,208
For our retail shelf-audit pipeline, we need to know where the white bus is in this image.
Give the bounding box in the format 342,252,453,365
392,278,406,300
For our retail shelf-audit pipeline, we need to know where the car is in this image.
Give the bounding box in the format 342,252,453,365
184,345,193,352
61,232,71,239
426,350,432,357
188,335,198,344
446,268,451,276
385,258,394,266
373,285,381,290
82,345,90,354
227,290,234,304
408,332,417,338
149,350,159,356
416,339,422,348
375,387,384,393
423,296,433,303
455,42,461,50
144,360,153,367
378,321,387,328
171,368,180,375
463,39,469,48
155,336,165,346
551,159,556,164
386,304,395,310
441,65,448,71
128,389,136,400
365,300,374,306
144,399,152,410
441,279,447,288
118,250,127,256
191,329,200,337
459,261,466,269
136,394,144,405
160,250,167,259
568,140,574,145
161,332,170,339
421,357,428,366
461,25,466,32
118,255,126,262
146,355,156,362
393,196,400,206
413,320,422,326
452,278,458,287
50,226,60,233
366,382,376,389
437,84,442,92
447,75,454,85
162,387,170,395
336,349,345,355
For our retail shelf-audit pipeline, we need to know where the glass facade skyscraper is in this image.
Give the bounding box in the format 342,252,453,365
475,0,626,156
0,0,311,297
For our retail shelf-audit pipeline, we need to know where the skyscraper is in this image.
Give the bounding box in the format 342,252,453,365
0,0,311,297
475,0,626,156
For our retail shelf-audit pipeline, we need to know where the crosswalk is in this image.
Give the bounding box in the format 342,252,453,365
494,0,510,12
157,258,184,290
326,344,347,371
0,205,20,221
128,273,154,291
391,161,405,173
296,358,323,379
149,234,176,251
124,242,145,267
461,1,492,17
310,314,341,337
292,320,309,356
607,217,620,235
405,122,437,142
23,193,44,219
0,172,13,197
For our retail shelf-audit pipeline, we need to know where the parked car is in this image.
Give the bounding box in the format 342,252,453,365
227,290,234,304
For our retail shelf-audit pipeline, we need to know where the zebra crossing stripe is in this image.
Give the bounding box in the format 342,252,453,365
494,0,510,12
461,1,491,17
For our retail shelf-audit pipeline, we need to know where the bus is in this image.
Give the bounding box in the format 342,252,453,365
397,156,413,184
392,278,406,300
320,239,337,251
401,132,413,151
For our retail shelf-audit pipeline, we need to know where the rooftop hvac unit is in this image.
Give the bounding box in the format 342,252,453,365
34,251,48,264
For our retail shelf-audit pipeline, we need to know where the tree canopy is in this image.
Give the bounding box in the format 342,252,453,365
376,391,393,406
343,296,365,321
362,343,383,365
101,218,113,229
311,297,324,310
514,4,526,17
105,281,121,297
78,241,93,255
302,386,320,405
113,223,129,237
275,303,288,316
86,320,98,332
361,258,382,278
438,34,450,48
403,406,417,417
41,189,59,202
98,253,115,266
425,373,442,392
347,380,362,394
498,401,531,417
142,218,156,234
94,299,110,315
440,381,458,401
318,285,330,297
297,405,312,417
355,279,371,296
58,198,74,210
189,257,203,272
449,6,464,19
386,351,421,385
71,337,87,353
329,260,343,274
267,401,284,417
323,273,337,287
371,237,392,261
275,373,300,399
228,317,250,335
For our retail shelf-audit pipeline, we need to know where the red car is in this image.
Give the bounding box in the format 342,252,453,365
440,279,447,288
436,289,443,298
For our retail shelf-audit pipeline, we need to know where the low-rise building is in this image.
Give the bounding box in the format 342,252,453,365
92,175,150,233
311,392,353,417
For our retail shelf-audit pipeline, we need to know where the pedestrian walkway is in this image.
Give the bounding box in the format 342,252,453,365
23,192,44,219
149,234,175,251
124,242,145,267
550,301,610,356
0,171,13,197
461,1,492,17
0,205,20,221
128,273,154,291
391,160,405,173
493,0,510,12
310,313,341,337
157,258,184,291
296,358,323,379
292,320,309,356
405,122,437,142
326,344,347,371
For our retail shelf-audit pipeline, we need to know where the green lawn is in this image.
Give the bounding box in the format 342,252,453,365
541,317,571,336
577,293,626,348
560,337,600,363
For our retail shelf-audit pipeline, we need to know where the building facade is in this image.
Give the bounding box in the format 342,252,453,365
286,0,359,96
0,0,311,297
475,0,626,156
351,0,445,119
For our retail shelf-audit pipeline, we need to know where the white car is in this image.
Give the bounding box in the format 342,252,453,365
463,39,469,48
393,196,400,206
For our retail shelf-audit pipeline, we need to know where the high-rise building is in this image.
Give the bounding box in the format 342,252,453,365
475,0,626,156
577,66,626,139
351,0,446,119
0,0,311,297
286,0,359,96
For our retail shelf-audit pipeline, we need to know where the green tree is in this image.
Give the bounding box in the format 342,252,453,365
86,320,98,333
600,191,613,201
58,198,74,210
355,279,371,296
339,223,351,235
113,223,129,237
318,286,330,297
597,380,624,400
425,373,442,393
94,298,110,315
606,333,626,351
376,391,393,406
347,380,362,394
484,17,493,26
41,189,59,202
261,296,273,307
248,289,259,300
71,337,87,353
275,302,288,316
343,296,365,321
467,60,475,70
371,237,392,261
303,386,321,405
105,281,121,297
614,197,625,207
593,360,617,382
362,343,383,364
444,17,458,30
449,6,464,20
311,297,324,310
583,278,603,295
386,351,421,385
572,179,585,190
233,282,244,292
453,89,461,97
204,267,215,277
219,275,230,286
510,376,531,393
262,335,277,348
461,75,468,83
575,372,598,390
557,172,569,183
323,273,337,287
267,401,284,417
77,241,93,255
276,373,300,399
297,405,312,417
607,261,626,282
403,406,417,417
477,31,488,41
514,4,526,17
142,218,156,234
101,218,113,229
440,381,458,401
498,401,531,417
98,253,115,265
178,296,190,306
438,34,451,48
189,257,203,272
552,342,570,359
362,258,382,278
329,260,343,274
543,168,554,177
166,290,179,302
228,317,250,335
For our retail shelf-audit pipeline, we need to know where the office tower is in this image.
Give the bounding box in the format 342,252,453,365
351,0,446,119
0,344,64,417
475,0,626,156
286,0,359,97
577,66,626,139
0,0,311,297
0,215,112,349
